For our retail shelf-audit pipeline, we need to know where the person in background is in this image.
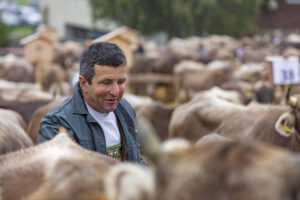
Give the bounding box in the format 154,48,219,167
134,41,145,54
38,42,146,166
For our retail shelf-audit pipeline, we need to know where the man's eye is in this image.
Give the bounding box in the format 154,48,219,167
101,81,111,85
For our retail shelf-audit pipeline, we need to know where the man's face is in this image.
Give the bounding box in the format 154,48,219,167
80,65,127,114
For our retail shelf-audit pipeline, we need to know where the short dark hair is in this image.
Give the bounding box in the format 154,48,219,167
80,42,127,84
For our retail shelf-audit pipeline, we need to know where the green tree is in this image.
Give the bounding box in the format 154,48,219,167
0,21,11,47
89,0,263,38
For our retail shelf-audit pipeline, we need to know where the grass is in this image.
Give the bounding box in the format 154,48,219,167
10,26,35,37
14,0,38,6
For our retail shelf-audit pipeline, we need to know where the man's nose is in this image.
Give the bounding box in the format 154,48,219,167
110,83,119,96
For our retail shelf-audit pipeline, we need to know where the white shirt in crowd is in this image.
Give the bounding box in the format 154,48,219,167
84,101,121,148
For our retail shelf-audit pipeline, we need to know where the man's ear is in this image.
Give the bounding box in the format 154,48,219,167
79,75,88,93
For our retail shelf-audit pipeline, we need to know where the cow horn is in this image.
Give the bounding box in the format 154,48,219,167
136,116,161,162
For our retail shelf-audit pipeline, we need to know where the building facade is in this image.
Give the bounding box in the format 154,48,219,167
258,0,300,31
39,0,117,41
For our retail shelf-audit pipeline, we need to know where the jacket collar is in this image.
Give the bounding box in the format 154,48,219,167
72,82,89,115
72,82,123,123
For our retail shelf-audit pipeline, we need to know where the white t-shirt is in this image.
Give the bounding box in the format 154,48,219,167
85,101,121,148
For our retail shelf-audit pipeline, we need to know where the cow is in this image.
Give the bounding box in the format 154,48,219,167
195,133,232,146
174,60,233,103
233,62,268,84
35,62,67,91
137,101,174,141
169,87,244,140
27,97,67,144
216,95,300,152
169,87,300,152
137,117,300,200
53,41,84,70
0,127,117,200
221,79,275,104
0,79,53,123
168,35,238,63
0,127,153,200
124,93,154,111
0,108,33,155
124,93,174,141
0,54,34,83
27,161,154,200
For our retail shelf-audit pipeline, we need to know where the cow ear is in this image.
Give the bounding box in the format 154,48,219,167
275,112,296,137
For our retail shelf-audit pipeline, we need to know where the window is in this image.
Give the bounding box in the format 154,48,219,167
286,0,300,4
65,24,107,41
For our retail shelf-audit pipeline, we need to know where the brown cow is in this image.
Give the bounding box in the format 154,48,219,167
195,133,232,146
0,127,153,200
137,101,174,141
0,128,118,200
169,87,245,141
0,54,34,83
220,79,275,104
35,62,67,91
174,60,233,103
53,41,84,70
0,108,33,155
170,87,300,152
27,161,154,200
160,140,300,200
124,93,174,141
136,117,300,200
0,80,53,123
27,97,67,144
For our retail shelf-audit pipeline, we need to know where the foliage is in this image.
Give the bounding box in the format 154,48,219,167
8,26,35,46
14,0,38,6
89,0,263,38
11,26,35,35
0,21,11,46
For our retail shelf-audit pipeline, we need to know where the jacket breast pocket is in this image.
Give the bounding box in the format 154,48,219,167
77,139,95,151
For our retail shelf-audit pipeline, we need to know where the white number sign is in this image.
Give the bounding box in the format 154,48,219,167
272,56,300,85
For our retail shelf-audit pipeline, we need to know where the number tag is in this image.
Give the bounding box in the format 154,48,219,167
272,56,300,85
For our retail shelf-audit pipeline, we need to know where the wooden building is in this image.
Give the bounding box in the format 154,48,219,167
92,26,138,68
36,26,58,44
20,26,58,65
20,35,54,65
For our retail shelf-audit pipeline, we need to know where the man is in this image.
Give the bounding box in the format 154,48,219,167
38,42,146,166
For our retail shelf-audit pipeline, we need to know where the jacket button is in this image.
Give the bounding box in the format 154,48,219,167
128,127,132,131
96,139,100,143
136,157,138,160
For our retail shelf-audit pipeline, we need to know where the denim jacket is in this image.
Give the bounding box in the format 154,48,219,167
38,82,146,166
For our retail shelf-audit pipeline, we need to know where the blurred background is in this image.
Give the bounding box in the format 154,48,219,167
1,0,300,129
0,0,298,46
2,2,300,198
